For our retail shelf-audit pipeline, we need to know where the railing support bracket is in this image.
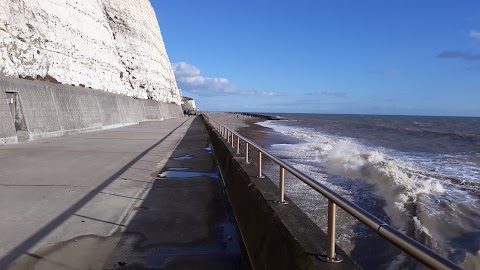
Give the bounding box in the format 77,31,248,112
272,200,289,205
317,254,343,263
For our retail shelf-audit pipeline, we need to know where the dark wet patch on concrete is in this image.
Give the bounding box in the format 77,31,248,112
109,231,248,269
157,171,219,179
166,167,190,171
172,155,195,160
214,222,243,256
204,144,212,153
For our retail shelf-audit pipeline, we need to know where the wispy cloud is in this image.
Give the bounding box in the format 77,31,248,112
172,62,282,97
263,100,351,106
437,30,480,61
471,30,480,45
437,50,480,61
305,91,347,97
369,69,401,75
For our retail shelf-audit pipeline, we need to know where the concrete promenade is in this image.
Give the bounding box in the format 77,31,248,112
0,116,249,269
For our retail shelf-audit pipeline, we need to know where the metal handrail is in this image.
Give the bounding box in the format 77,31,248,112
203,114,461,270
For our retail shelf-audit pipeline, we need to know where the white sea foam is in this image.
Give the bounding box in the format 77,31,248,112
325,139,446,232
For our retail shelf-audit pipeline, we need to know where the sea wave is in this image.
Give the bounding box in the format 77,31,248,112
371,122,480,142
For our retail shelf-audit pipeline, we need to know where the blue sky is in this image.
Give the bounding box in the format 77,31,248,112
152,1,480,116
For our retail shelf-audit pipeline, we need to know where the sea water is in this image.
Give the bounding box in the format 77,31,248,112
255,114,480,269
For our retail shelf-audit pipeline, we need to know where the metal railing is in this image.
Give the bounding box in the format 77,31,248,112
204,114,461,270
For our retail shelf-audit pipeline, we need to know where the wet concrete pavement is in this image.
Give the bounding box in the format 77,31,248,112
0,116,250,269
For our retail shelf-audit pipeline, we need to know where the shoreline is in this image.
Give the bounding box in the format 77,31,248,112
206,112,302,148
230,112,285,120
205,112,273,147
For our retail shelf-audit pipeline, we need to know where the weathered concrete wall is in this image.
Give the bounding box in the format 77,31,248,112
0,90,17,144
0,76,183,143
167,102,183,118
204,117,360,270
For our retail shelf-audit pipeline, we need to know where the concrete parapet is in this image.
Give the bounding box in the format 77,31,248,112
204,118,360,270
0,76,183,143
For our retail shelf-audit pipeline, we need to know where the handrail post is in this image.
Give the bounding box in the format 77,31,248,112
273,166,288,204
245,143,250,164
236,136,240,154
257,152,264,178
279,166,285,203
318,200,343,263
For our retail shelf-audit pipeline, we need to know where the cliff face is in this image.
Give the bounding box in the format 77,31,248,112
181,96,197,114
0,0,181,104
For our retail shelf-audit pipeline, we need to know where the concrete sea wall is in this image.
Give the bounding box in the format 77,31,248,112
0,76,182,144
204,117,360,270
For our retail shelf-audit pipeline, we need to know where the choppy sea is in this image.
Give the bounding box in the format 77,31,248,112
253,113,480,269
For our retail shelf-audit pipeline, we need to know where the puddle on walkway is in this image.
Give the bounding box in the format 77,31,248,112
204,144,212,153
157,171,219,179
172,155,195,160
166,167,190,171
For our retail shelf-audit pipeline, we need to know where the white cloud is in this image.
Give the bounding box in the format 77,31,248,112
471,30,480,45
172,62,282,97
172,62,201,77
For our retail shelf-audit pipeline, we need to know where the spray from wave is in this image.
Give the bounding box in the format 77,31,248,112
324,139,444,233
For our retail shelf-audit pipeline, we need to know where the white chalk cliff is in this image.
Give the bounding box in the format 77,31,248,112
0,0,181,104
181,96,197,113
